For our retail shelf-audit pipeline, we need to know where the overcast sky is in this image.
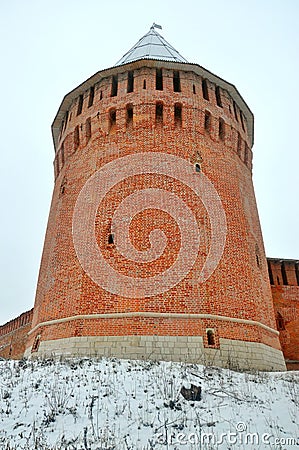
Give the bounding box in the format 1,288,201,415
0,0,298,325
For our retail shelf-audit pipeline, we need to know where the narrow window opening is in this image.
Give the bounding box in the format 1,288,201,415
215,86,222,107
31,335,41,353
204,110,211,132
174,103,182,126
127,70,134,93
100,90,103,100
256,253,261,268
295,263,299,286
281,262,288,285
193,84,196,94
55,157,59,178
202,79,209,100
108,233,114,245
156,68,163,90
111,75,118,97
86,117,91,142
267,261,274,285
240,111,245,131
143,79,146,89
155,102,163,124
276,312,285,331
173,70,181,92
60,177,67,196
233,101,239,121
207,329,215,346
61,144,65,167
74,126,80,149
195,163,201,173
88,86,95,108
277,276,280,285
109,109,116,130
237,132,242,156
77,95,83,116
126,105,133,127
219,118,225,140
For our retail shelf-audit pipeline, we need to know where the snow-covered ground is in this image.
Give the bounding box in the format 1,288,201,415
0,357,298,449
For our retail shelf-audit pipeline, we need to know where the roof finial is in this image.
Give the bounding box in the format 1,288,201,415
151,22,162,30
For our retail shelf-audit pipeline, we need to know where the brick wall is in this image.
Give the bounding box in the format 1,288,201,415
0,63,297,370
0,309,33,359
25,61,284,369
268,258,299,370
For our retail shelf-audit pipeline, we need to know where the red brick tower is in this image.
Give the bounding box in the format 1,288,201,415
25,25,286,370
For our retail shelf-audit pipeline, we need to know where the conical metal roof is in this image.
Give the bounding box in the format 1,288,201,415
115,24,188,66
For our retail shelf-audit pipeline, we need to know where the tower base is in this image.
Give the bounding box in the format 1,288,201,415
24,336,286,371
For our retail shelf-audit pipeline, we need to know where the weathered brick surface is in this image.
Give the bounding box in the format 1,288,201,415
0,310,33,359
21,60,285,370
268,259,299,369
1,58,294,369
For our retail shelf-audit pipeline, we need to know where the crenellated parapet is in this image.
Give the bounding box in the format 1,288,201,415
268,258,299,370
0,309,33,359
52,61,253,181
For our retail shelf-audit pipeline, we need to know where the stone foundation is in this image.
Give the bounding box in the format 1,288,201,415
24,335,286,371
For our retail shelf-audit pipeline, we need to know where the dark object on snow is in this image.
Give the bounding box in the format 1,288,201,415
164,400,182,410
180,384,202,401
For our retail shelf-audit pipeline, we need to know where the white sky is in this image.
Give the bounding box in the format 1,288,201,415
0,0,298,325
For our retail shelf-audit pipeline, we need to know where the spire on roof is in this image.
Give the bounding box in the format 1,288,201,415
114,25,188,66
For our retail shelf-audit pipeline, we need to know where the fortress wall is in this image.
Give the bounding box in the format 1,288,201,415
0,309,33,359
268,258,299,370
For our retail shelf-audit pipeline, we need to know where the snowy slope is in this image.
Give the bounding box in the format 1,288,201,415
0,357,298,449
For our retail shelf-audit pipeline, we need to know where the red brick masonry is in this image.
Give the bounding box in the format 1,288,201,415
27,62,280,359
0,309,33,359
1,257,298,367
268,259,299,370
0,59,297,368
